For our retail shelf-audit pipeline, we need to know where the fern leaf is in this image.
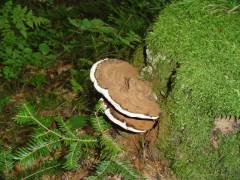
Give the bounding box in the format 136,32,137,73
14,138,61,167
94,99,105,113
0,148,14,173
15,102,53,127
90,115,109,134
100,134,121,158
88,159,141,180
31,128,51,139
56,116,77,138
110,159,141,179
63,142,82,169
19,160,61,180
87,160,111,180
91,110,121,158
15,102,36,125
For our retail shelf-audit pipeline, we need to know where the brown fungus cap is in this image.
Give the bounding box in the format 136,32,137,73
91,59,160,119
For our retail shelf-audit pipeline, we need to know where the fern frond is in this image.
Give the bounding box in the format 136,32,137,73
16,102,97,145
56,116,77,138
14,138,61,167
100,134,121,158
15,102,36,125
87,160,111,180
88,158,141,180
15,103,66,140
90,115,109,134
66,115,88,129
90,114,121,158
11,3,48,38
15,103,52,127
25,9,48,28
31,128,52,139
94,99,105,113
63,142,82,170
19,160,61,180
0,148,14,173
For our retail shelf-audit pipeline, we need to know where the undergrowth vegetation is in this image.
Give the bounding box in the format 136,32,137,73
0,0,168,178
148,0,240,179
0,1,51,79
11,101,139,179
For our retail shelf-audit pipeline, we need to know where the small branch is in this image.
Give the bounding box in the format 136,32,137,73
22,163,61,180
23,104,97,143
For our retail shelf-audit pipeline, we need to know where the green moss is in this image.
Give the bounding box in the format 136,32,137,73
147,0,240,179
131,45,145,70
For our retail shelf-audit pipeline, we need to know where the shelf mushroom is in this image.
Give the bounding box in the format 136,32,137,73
90,58,160,133
101,98,156,133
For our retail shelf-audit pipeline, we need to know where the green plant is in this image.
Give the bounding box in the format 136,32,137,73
0,96,10,113
0,0,170,178
0,141,14,177
88,159,140,180
0,0,54,79
28,74,47,88
12,100,141,179
107,0,169,36
68,17,140,59
14,102,97,169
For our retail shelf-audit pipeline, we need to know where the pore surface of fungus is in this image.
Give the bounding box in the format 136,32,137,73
90,59,160,120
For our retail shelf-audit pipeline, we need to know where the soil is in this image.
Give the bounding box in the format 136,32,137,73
114,126,176,180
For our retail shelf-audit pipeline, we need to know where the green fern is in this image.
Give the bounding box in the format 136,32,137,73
14,102,97,171
90,113,122,158
14,137,61,167
56,116,77,138
88,158,141,180
0,143,14,175
15,102,38,125
63,142,82,169
13,100,141,179
87,102,141,179
90,115,109,134
18,160,61,180
0,0,52,79
100,134,122,158
12,3,47,38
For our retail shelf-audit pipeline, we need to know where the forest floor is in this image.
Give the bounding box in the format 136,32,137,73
0,52,175,179
2,0,240,179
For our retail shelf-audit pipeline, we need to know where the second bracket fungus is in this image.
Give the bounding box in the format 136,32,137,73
90,58,160,133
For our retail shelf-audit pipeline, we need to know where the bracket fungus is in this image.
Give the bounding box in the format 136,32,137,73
90,58,160,133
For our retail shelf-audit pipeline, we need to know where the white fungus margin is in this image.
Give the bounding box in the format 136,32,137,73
100,98,145,133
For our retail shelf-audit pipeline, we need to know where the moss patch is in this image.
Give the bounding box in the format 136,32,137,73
131,45,145,70
147,0,240,179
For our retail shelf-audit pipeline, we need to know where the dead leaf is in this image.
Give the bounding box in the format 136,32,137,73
57,64,72,75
